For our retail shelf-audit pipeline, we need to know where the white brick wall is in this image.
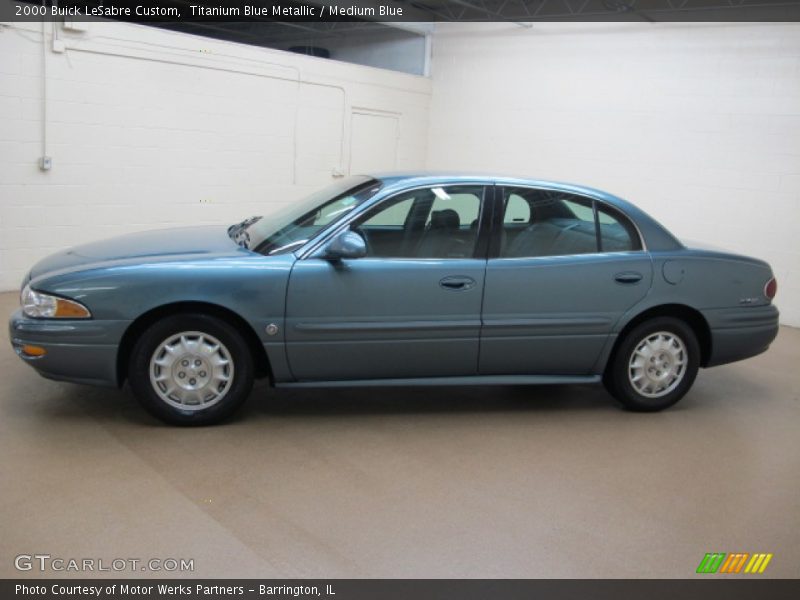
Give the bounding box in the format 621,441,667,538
427,22,800,326
0,20,431,289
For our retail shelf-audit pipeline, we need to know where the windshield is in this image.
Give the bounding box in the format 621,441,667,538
232,176,382,255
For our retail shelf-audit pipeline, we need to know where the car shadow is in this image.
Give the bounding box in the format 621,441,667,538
243,382,616,421
22,363,771,427
20,378,621,427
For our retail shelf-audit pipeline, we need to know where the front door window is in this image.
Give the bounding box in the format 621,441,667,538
352,185,484,259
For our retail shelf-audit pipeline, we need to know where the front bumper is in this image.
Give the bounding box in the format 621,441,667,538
9,309,131,387
703,304,780,367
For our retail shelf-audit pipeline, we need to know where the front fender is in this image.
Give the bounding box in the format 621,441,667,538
31,253,296,383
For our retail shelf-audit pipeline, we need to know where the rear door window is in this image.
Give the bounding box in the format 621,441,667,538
498,187,641,258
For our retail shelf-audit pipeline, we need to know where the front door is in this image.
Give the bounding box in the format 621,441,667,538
285,184,490,381
479,186,653,375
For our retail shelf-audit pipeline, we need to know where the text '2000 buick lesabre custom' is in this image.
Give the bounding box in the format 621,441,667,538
9,173,779,425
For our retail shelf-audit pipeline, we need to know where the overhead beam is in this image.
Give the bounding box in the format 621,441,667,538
378,22,436,34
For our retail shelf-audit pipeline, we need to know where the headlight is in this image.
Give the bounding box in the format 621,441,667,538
21,285,91,319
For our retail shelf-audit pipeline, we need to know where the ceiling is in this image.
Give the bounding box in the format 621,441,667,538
143,0,800,68
154,0,800,46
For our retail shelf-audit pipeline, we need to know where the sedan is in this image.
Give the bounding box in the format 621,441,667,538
9,174,779,424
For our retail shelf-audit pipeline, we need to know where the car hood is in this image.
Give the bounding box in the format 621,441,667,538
29,226,243,280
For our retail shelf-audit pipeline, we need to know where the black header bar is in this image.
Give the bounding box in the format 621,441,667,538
2,0,800,22
3,579,800,600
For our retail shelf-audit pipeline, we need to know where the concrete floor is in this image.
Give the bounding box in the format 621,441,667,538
1,290,798,579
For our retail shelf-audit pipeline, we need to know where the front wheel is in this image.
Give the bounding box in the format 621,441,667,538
605,317,700,412
128,314,254,425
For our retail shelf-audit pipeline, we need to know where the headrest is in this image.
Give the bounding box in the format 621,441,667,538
430,209,460,230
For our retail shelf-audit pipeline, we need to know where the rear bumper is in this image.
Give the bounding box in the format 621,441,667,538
702,304,779,367
8,309,130,387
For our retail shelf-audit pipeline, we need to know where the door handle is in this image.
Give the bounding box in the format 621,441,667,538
439,276,476,291
614,271,643,284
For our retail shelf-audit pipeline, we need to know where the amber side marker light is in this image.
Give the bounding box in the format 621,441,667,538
21,344,47,357
53,298,92,318
765,277,777,300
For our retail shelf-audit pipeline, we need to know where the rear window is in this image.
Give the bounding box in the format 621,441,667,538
499,188,641,258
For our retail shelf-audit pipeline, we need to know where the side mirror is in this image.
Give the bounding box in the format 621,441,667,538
324,230,366,260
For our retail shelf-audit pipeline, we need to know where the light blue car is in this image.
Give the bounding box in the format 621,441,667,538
9,174,779,425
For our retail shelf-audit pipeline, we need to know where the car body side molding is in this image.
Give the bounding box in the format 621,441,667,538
277,374,602,388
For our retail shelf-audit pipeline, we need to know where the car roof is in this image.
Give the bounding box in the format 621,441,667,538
367,171,621,203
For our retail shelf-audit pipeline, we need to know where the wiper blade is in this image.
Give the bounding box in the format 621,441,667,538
228,216,262,248
227,216,261,236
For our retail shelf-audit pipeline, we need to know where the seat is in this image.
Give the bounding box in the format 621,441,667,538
505,222,562,257
417,209,465,258
505,219,597,257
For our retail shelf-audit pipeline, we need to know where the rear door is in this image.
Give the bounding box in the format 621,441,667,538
479,186,653,375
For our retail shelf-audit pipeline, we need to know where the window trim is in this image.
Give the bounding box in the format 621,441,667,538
489,185,647,260
592,199,602,253
593,200,644,254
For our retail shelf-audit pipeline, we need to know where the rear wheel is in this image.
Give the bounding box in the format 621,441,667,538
605,317,700,412
128,314,254,425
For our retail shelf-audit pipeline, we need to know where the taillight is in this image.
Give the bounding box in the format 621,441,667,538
764,277,777,300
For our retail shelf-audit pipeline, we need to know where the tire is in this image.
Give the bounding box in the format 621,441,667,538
128,313,254,425
604,316,700,412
